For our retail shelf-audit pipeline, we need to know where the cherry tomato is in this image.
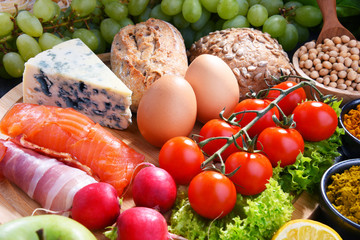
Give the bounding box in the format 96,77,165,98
292,101,338,142
265,81,306,116
233,99,279,137
188,171,237,219
256,127,304,167
199,119,243,161
225,151,273,195
159,136,205,185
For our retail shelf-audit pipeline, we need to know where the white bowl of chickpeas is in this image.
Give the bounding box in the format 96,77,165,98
293,35,360,104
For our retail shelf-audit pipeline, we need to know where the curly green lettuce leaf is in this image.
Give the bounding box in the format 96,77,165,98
220,178,294,240
169,178,293,240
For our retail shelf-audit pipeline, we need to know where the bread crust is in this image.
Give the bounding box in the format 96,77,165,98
188,28,296,99
111,18,188,112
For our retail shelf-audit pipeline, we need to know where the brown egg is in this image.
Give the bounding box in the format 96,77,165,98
185,54,240,123
137,75,197,147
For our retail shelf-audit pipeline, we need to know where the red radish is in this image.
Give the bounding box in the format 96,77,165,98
132,166,177,213
117,207,168,240
71,182,120,230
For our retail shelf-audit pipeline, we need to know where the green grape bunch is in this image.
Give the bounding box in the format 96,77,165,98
1,0,324,80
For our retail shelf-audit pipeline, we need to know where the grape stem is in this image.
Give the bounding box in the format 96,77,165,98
198,75,331,174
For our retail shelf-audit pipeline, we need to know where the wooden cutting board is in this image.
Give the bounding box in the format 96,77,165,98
0,83,319,239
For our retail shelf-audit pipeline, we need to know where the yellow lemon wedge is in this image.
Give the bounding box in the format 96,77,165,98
272,219,342,240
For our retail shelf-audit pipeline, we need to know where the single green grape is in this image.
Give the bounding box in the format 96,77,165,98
118,18,134,28
161,0,184,16
200,0,219,13
295,5,322,27
0,52,12,79
223,15,250,29
259,0,283,16
16,11,43,37
100,18,120,44
278,23,298,51
0,12,14,37
182,0,202,23
237,0,249,16
73,28,99,52
16,34,42,61
90,29,107,54
217,0,240,20
38,32,64,50
150,4,172,22
71,0,97,17
247,4,268,27
128,0,150,16
172,13,190,29
2,52,25,78
293,22,309,43
137,7,152,23
104,1,128,21
262,15,287,38
33,0,57,22
191,7,211,31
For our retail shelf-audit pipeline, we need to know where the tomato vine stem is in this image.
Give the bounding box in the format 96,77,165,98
198,76,332,174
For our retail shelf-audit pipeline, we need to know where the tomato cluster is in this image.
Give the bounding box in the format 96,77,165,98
157,81,339,220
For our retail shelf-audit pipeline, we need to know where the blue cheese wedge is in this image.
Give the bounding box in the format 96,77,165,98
23,38,132,130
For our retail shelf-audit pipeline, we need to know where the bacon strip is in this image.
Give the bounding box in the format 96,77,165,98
0,140,97,213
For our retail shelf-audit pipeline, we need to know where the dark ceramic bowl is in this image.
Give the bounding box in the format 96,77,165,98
320,159,360,237
339,98,360,158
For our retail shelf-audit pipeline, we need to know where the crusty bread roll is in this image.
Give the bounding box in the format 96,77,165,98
111,18,188,112
188,28,296,99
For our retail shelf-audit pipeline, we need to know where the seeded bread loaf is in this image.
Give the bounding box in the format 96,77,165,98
111,18,188,112
188,28,296,98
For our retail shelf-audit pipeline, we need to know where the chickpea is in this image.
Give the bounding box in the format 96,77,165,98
306,41,316,49
338,70,347,79
351,82,357,88
313,58,321,66
329,50,338,58
309,52,317,60
299,61,305,68
317,77,324,84
330,73,338,82
347,86,354,91
300,53,309,61
340,51,348,58
348,39,357,48
350,47,360,55
347,70,357,81
356,75,360,83
319,68,329,76
351,54,359,61
339,45,348,52
345,80,352,86
310,71,319,79
344,57,352,67
357,83,360,91
322,61,332,69
329,57,336,63
333,62,345,71
309,48,318,55
318,52,324,59
323,77,330,85
351,60,359,71
322,54,330,61
304,59,313,69
329,82,337,88
337,79,345,85
341,35,350,44
337,56,345,64
338,83,347,90
333,36,342,45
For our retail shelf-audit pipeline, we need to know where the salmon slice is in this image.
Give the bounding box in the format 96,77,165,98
0,103,145,195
